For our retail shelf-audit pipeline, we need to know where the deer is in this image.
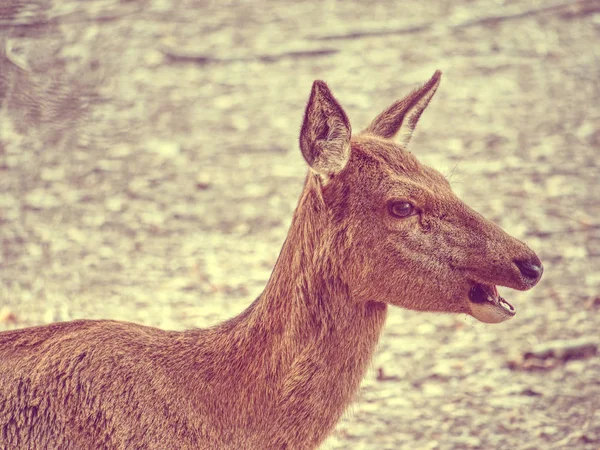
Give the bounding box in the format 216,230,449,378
0,70,543,450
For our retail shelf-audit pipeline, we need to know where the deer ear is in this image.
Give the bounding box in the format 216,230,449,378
299,80,351,177
363,70,441,147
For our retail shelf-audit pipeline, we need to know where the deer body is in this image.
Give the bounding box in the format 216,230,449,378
0,177,385,449
0,72,542,449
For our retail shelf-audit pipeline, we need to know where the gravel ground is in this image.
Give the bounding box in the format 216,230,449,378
1,1,599,449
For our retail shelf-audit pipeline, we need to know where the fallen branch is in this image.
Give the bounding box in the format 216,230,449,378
308,23,432,41
0,3,144,28
451,0,600,29
530,223,600,237
308,0,599,41
162,48,338,65
507,337,598,371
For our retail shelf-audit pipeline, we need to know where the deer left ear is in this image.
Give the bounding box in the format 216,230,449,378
299,80,352,178
363,70,441,147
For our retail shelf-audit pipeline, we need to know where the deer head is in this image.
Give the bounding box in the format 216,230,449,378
299,71,543,323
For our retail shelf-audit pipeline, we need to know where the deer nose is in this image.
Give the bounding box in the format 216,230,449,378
514,259,543,286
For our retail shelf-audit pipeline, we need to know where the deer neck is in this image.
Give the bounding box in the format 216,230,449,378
222,176,388,445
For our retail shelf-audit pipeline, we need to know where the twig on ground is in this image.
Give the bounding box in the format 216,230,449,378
451,0,600,29
162,48,338,65
307,0,599,41
307,23,433,41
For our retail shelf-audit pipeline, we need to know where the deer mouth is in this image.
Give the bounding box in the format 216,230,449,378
468,283,515,323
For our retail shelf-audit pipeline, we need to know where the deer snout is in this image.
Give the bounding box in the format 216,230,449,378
495,235,544,291
513,255,543,289
460,210,544,292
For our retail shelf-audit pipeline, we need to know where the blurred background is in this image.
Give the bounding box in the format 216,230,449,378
1,0,599,448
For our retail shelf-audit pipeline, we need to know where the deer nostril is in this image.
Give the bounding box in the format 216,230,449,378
514,260,543,283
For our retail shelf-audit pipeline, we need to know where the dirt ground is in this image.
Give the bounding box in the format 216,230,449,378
1,0,599,449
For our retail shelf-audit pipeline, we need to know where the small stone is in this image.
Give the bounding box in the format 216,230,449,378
61,189,81,204
145,139,181,158
27,243,43,258
128,178,150,192
565,360,586,374
24,189,61,209
109,144,132,158
82,213,106,227
196,173,212,190
97,159,122,171
232,115,249,131
576,122,596,140
214,95,235,110
563,246,587,259
0,195,16,208
40,166,65,181
144,49,165,67
585,296,600,309
421,381,445,396
68,227,88,243
447,138,464,153
105,196,125,212
244,183,268,197
98,246,114,258
537,425,559,438
0,307,18,324
140,211,165,226
431,360,455,378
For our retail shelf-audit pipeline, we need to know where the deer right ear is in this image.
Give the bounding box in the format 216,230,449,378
363,70,441,148
299,81,352,177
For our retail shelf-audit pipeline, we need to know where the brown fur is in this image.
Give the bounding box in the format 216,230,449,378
0,72,542,449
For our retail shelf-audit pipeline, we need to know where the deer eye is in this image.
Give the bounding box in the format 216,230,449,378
388,201,415,218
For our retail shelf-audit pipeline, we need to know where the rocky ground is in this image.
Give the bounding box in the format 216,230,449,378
1,0,599,448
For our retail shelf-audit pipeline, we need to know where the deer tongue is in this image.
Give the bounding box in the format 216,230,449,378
469,283,515,323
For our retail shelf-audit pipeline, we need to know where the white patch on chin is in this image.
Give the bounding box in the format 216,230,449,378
469,301,514,324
